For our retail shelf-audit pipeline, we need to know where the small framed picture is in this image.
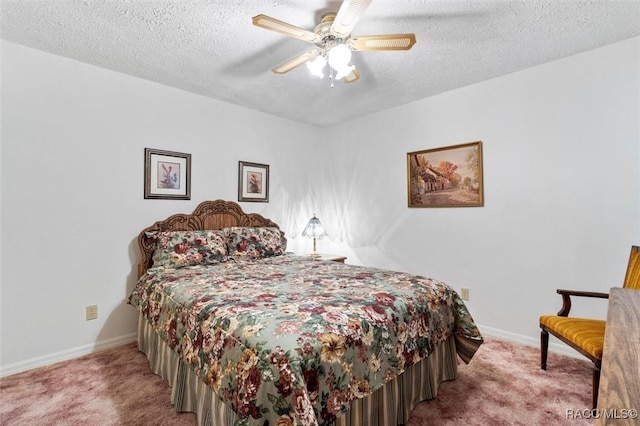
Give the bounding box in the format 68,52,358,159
144,148,191,200
238,161,269,202
407,141,484,207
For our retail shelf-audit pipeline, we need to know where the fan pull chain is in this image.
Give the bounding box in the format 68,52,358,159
330,67,335,88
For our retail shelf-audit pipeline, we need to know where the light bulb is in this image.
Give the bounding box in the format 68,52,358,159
327,44,352,70
306,55,327,79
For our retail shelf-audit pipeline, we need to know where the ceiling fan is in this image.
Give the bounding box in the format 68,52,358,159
252,0,416,86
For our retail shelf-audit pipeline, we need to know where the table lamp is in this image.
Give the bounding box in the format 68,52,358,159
302,214,327,257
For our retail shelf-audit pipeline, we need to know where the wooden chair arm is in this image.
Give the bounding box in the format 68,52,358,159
555,288,610,316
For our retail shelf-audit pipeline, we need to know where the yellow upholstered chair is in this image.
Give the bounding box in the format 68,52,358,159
539,245,640,409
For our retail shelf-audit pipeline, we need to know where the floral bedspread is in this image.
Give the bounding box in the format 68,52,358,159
128,254,483,426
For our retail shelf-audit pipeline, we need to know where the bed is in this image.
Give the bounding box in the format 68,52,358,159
128,200,483,426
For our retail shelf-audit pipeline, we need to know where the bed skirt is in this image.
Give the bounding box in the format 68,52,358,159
137,313,458,426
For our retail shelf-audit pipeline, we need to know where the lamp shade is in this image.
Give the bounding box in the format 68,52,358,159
327,44,354,80
327,44,351,69
306,55,327,79
302,214,327,239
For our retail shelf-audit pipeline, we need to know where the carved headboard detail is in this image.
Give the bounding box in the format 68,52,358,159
137,200,285,278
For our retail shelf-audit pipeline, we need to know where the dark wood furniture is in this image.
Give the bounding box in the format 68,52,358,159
539,245,640,409
596,287,640,425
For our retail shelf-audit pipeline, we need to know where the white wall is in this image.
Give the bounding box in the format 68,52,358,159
310,36,640,350
1,36,639,375
0,41,322,374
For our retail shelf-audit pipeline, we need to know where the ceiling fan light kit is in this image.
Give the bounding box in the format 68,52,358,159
252,0,416,87
306,55,327,78
327,44,355,79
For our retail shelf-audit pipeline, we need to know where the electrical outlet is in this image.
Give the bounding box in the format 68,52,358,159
460,288,470,301
86,305,98,321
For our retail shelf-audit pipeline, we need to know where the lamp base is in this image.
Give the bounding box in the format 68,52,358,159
307,252,322,258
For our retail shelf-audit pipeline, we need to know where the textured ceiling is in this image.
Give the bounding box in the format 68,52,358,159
2,1,639,127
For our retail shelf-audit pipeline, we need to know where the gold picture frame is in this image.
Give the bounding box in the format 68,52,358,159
144,148,191,200
407,141,483,208
238,161,269,203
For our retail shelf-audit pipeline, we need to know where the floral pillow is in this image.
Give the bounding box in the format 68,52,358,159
149,230,228,269
224,227,285,260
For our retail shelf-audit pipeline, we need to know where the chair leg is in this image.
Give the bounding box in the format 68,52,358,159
593,365,601,409
540,329,549,370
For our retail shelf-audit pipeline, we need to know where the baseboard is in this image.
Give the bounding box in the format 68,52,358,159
0,333,137,378
478,324,585,360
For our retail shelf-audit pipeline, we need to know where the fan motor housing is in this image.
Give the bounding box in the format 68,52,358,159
314,13,348,47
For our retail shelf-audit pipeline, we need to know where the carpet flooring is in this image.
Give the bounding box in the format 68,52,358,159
0,336,595,425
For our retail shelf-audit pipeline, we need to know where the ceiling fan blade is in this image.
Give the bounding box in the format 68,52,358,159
350,34,417,51
330,0,373,38
272,50,319,74
342,68,360,83
252,14,321,43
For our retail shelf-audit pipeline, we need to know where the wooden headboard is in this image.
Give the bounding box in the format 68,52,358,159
137,199,285,278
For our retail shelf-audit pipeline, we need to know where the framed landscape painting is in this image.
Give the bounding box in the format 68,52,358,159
407,141,483,208
144,148,191,200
